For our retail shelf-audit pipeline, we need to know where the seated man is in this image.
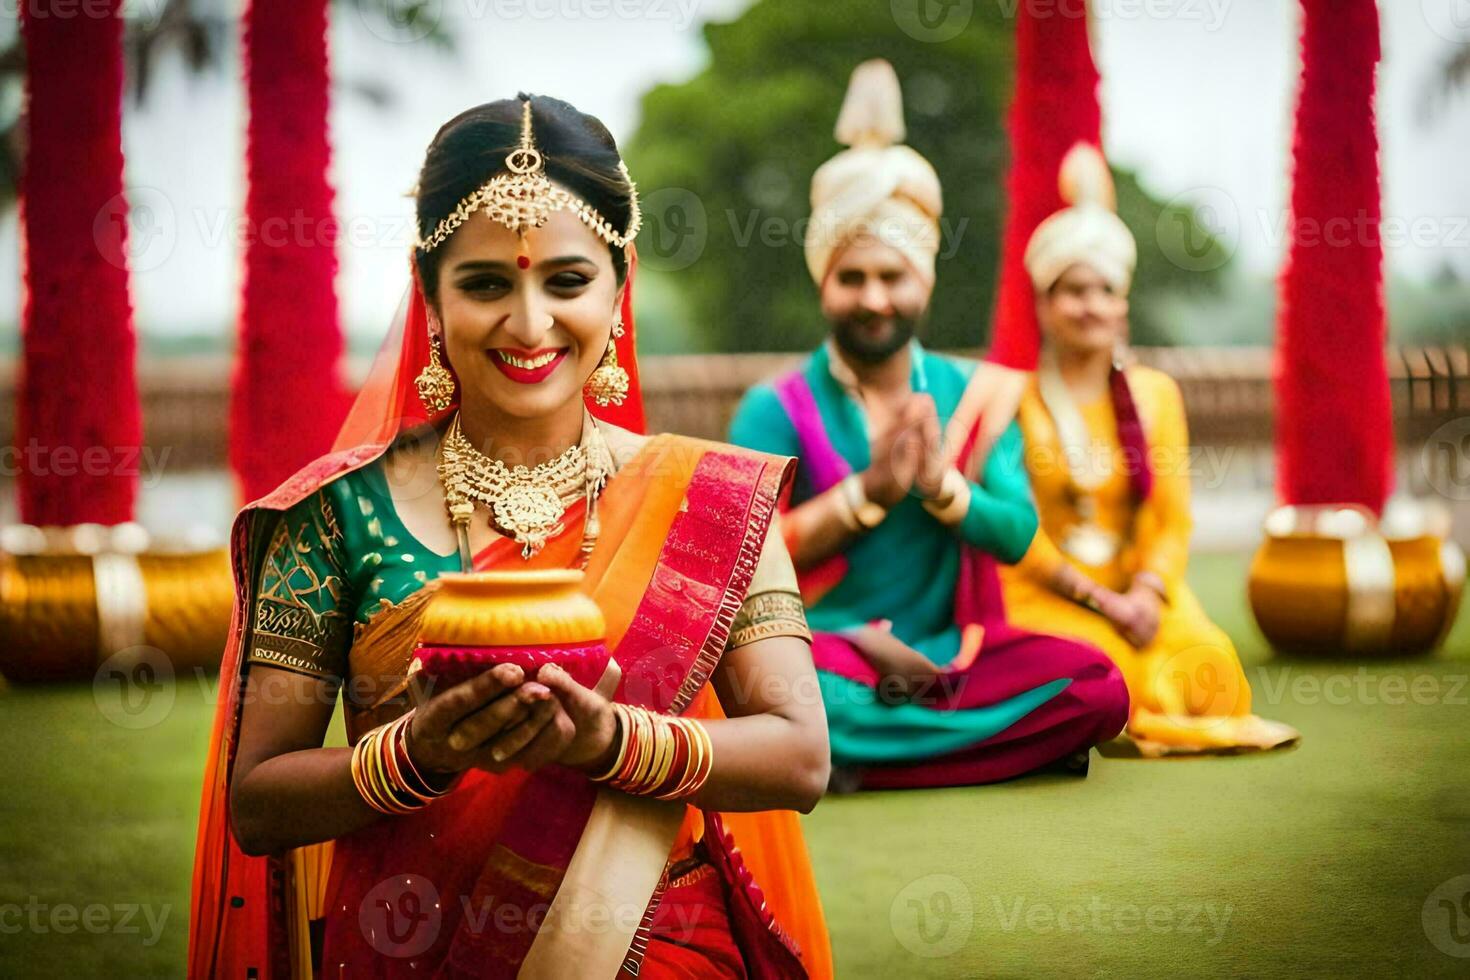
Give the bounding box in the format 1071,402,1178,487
728,60,1127,790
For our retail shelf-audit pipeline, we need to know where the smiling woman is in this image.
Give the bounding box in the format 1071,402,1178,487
1000,144,1298,757
187,95,833,979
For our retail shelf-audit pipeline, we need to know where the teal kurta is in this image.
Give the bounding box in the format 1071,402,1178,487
729,341,1058,766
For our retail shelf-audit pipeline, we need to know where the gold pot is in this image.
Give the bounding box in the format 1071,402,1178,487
1247,503,1464,657
415,570,609,689
0,523,233,683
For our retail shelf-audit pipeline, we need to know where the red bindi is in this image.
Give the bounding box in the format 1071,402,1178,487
516,255,531,269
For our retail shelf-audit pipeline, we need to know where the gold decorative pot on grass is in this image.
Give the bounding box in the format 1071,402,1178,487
1247,501,1464,657
0,523,233,683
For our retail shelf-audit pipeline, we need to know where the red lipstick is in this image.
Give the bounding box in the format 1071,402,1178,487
490,347,569,384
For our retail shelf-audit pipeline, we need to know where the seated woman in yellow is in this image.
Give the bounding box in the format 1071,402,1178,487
998,145,1298,755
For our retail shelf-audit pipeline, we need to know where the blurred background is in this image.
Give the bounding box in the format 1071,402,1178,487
0,0,1467,538
1,0,1467,352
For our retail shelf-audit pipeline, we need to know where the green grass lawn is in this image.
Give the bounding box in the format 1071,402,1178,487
2,552,1468,977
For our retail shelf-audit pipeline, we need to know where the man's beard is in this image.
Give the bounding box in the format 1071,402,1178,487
830,308,924,365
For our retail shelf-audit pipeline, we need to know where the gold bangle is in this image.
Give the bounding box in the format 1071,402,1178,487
592,705,715,801
684,719,715,798
841,474,886,531
658,716,714,800
355,728,393,813
590,703,631,783
831,483,861,533
352,715,443,815
365,726,414,815
387,713,444,805
627,707,656,787
921,469,970,525
653,722,680,792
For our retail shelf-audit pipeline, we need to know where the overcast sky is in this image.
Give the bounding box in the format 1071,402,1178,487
0,0,1465,340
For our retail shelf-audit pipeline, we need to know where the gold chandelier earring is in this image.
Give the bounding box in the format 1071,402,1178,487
583,316,629,407
415,329,456,413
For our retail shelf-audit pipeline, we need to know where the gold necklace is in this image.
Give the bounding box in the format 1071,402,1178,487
438,411,610,561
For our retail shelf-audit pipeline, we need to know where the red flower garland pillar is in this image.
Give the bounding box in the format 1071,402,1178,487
947,1,1102,473
16,0,141,525
1249,0,1462,656
230,0,348,502
1274,0,1391,511
987,0,1102,370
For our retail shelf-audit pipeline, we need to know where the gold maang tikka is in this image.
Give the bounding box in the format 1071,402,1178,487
413,99,642,255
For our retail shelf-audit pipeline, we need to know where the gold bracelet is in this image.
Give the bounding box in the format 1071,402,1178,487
589,704,715,801
840,474,887,531
625,707,655,788
590,704,631,782
831,483,861,533
921,469,970,525
351,712,453,815
657,716,714,800
644,715,676,791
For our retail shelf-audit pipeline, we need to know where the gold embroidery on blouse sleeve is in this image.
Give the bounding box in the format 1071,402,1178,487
248,498,351,680
728,589,811,649
318,490,344,557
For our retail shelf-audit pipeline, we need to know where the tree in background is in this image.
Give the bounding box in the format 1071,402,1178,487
628,0,1227,354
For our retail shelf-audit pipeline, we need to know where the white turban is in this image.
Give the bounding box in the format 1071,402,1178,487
806,60,943,286
1024,143,1137,294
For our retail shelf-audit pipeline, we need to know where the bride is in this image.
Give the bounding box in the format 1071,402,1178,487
188,94,833,979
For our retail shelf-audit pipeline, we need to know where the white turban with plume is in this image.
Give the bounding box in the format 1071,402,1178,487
1024,143,1137,294
806,59,944,286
